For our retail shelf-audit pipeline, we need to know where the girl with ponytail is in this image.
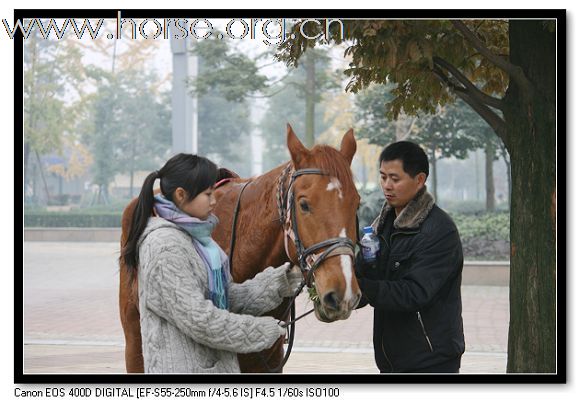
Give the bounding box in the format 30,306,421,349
121,153,302,373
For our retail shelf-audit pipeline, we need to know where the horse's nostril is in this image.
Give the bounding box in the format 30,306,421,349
322,291,341,311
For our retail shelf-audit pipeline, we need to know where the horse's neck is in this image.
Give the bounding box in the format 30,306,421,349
247,164,289,257
228,164,291,281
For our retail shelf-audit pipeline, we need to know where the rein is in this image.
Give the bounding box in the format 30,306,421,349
228,180,251,266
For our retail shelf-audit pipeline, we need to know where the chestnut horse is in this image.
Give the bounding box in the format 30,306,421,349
119,125,361,373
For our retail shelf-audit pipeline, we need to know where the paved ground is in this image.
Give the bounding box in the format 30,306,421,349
22,242,509,374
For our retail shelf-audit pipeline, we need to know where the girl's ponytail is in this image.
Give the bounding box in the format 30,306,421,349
121,170,160,279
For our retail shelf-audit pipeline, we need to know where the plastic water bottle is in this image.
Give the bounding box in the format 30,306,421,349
361,226,380,263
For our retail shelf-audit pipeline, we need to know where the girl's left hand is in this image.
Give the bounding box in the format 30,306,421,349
283,264,304,297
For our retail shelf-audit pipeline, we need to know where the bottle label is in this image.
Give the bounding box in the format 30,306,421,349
361,242,379,263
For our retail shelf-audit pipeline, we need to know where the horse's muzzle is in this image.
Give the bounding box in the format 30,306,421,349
314,290,361,322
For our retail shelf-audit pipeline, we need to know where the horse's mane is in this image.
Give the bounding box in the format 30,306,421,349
309,145,356,192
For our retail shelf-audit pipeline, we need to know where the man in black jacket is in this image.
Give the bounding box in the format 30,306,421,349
356,141,465,373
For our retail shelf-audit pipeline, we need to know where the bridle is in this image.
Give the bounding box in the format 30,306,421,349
227,162,357,373
277,164,356,287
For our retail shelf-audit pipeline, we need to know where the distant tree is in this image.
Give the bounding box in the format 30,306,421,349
190,38,268,102
354,84,478,201
190,38,340,152
197,91,253,177
412,102,478,202
81,67,171,203
468,114,504,211
23,30,86,204
259,82,332,171
80,68,119,205
114,70,172,198
189,46,254,176
281,48,340,147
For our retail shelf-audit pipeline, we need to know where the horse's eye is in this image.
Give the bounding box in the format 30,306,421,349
300,200,310,213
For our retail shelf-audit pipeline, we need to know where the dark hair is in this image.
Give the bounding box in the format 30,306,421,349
121,153,218,274
379,141,429,178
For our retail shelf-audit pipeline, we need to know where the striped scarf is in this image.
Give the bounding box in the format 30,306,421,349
154,194,229,310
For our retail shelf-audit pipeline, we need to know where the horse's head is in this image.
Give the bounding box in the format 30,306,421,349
284,124,361,322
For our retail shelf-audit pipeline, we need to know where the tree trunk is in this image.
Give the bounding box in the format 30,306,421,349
304,51,316,148
24,32,38,204
35,150,51,205
129,170,134,199
485,135,496,211
505,155,512,207
504,20,556,373
429,148,438,202
474,150,481,202
500,144,512,207
24,142,30,202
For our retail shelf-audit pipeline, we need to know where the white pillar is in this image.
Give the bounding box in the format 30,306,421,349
170,32,198,154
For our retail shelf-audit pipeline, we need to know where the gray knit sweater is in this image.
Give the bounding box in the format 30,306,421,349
137,217,290,373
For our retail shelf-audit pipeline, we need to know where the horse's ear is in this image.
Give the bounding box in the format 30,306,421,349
287,123,309,167
340,128,357,165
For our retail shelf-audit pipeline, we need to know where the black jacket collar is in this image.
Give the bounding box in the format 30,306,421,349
371,186,435,233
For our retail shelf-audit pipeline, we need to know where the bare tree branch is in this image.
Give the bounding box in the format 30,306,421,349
400,116,417,141
455,89,507,144
266,70,293,87
433,65,507,144
433,56,505,111
451,20,533,94
246,85,289,99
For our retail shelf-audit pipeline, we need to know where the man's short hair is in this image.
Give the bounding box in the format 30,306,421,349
379,141,429,178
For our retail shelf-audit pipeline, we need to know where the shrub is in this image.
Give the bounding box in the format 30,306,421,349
450,212,510,242
358,188,384,229
24,211,123,227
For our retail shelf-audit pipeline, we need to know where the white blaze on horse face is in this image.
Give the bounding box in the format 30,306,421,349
339,228,354,305
326,178,343,200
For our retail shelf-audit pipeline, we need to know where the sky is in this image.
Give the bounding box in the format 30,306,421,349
1,1,576,400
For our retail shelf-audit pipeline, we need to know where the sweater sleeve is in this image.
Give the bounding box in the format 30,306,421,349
227,266,289,315
358,228,462,312
140,239,284,354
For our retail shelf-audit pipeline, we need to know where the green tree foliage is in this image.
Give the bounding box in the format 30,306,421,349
81,67,171,203
283,48,341,146
278,20,509,135
190,38,340,159
279,18,557,373
259,82,332,172
114,70,172,198
189,44,254,176
354,83,397,144
354,84,479,200
190,37,268,102
258,48,338,171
